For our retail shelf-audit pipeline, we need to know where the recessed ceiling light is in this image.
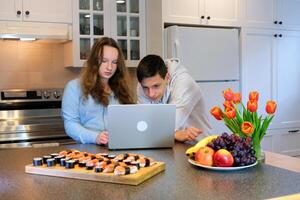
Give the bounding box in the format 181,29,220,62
116,0,125,4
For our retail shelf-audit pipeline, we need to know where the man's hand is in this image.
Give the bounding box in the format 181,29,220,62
96,131,109,145
175,127,202,142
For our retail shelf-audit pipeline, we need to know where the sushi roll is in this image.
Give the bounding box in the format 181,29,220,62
50,153,59,158
42,155,51,164
114,165,138,175
138,157,155,167
94,166,104,173
107,154,116,159
65,160,75,169
33,157,43,166
54,155,65,164
130,161,140,169
85,161,94,170
60,158,67,166
46,158,56,167
103,163,117,173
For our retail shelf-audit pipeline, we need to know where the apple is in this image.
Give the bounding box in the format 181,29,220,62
195,146,215,166
213,149,234,167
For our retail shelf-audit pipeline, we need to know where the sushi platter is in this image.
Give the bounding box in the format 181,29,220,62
25,149,165,185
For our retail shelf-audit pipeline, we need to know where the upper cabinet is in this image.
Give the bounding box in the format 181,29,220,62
0,0,72,23
66,0,146,67
162,0,240,27
241,0,300,30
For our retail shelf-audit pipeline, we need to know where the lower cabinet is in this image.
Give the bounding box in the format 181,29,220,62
265,129,300,156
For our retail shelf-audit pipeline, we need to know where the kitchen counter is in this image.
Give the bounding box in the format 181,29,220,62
1,143,300,200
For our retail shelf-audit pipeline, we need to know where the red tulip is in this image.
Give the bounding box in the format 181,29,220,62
210,106,223,120
247,100,258,112
224,106,236,119
233,93,241,104
249,91,259,101
223,101,233,109
266,100,277,114
241,121,254,135
223,88,234,101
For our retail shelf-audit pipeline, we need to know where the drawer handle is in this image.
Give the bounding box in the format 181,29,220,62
288,129,299,133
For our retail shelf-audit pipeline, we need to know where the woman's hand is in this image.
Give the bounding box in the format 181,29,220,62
96,131,109,145
175,127,202,142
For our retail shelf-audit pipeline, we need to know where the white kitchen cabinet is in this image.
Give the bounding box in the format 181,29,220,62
66,0,146,68
162,0,240,27
241,0,300,30
242,28,300,129
267,129,300,156
0,0,72,23
276,0,300,30
242,28,300,154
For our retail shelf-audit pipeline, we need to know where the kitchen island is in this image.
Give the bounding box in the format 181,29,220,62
1,143,300,200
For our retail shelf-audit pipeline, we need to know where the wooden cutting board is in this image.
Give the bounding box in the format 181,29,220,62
25,162,165,185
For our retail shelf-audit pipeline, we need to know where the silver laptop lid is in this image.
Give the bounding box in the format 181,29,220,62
108,104,175,150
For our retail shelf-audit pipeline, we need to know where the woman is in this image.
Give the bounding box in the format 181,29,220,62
61,37,135,145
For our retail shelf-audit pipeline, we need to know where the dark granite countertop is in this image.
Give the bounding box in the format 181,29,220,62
1,142,300,200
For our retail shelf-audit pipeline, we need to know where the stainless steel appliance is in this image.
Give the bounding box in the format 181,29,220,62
0,88,75,148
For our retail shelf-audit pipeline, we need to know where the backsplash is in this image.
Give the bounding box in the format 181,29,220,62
0,40,138,93
0,40,79,89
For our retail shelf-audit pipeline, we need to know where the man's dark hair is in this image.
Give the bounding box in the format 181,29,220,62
136,55,168,82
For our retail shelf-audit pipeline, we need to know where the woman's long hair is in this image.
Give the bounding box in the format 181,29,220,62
80,37,135,106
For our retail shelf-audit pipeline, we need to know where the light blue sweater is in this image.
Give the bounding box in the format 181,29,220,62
61,79,119,144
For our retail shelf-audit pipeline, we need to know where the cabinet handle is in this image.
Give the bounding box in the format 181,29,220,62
279,34,282,37
288,129,299,133
17,10,21,15
274,34,278,37
207,16,211,20
201,16,205,19
25,10,30,15
274,21,278,24
279,21,283,25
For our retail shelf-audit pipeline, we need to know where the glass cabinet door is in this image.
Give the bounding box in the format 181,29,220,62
78,0,105,60
114,0,145,65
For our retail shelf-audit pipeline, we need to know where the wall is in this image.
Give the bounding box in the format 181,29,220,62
0,40,139,95
0,40,79,89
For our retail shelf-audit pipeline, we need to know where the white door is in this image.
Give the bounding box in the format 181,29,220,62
198,81,239,134
162,0,201,24
274,30,300,129
205,0,239,26
241,0,277,28
22,0,72,23
0,0,22,21
164,26,239,81
241,29,275,116
277,0,300,30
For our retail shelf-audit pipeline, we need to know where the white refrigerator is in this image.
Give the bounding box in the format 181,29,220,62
164,26,240,134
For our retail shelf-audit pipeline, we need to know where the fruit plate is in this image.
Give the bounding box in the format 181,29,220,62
188,158,258,171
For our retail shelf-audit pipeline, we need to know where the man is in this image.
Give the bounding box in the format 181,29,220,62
136,54,211,142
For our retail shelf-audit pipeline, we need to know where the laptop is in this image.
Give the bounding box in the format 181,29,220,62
107,104,176,150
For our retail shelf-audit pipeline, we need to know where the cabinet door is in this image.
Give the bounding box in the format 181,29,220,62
273,30,300,128
241,0,277,28
162,0,202,24
69,0,110,67
276,130,300,156
22,0,72,23
111,0,146,67
241,29,276,116
277,0,300,30
205,0,239,26
0,0,22,21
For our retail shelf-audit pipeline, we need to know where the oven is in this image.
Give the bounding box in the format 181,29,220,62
0,88,75,148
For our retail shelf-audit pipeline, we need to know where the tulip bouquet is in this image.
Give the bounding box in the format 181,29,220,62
210,88,277,160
